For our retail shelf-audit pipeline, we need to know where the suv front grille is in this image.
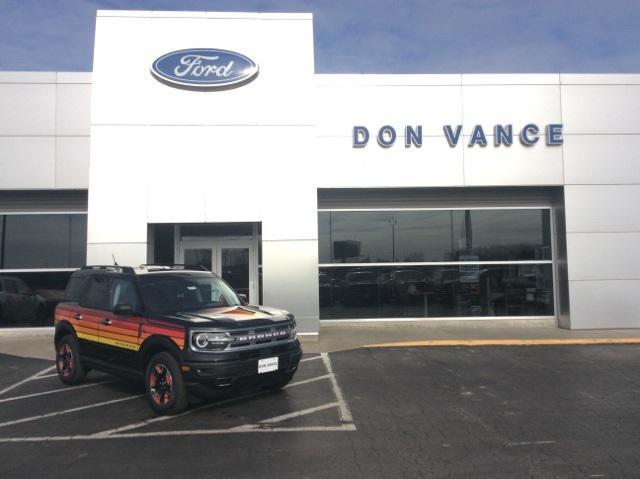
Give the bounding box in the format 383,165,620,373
228,324,292,350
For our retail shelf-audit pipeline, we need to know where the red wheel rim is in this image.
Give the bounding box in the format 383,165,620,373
149,363,173,406
57,343,74,378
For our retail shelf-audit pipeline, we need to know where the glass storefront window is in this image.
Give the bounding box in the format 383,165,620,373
1,214,87,269
319,264,554,319
320,211,394,263
461,209,551,261
319,209,551,263
318,212,331,263
318,208,554,320
0,214,87,327
0,271,75,327
394,210,465,262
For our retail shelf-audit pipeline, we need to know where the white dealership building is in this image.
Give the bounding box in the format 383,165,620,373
1,10,640,333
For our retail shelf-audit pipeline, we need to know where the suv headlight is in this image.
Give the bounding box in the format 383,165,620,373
290,320,298,340
192,332,232,351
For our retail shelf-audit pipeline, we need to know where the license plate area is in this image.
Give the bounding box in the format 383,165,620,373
258,356,279,374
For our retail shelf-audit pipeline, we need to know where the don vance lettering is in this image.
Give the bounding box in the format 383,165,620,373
352,124,563,148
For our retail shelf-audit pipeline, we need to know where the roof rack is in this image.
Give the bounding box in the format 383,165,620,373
81,265,136,274
137,264,210,272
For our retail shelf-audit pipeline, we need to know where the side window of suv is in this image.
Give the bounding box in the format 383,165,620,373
111,279,140,312
81,276,112,311
64,276,88,302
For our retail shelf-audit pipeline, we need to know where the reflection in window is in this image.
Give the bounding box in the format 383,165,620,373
319,264,554,319
318,213,331,263
323,211,394,263
462,210,551,261
81,276,112,311
221,248,250,298
0,271,75,327
394,210,465,262
1,214,87,269
319,209,551,263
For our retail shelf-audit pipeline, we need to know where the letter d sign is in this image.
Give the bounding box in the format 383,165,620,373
353,126,369,148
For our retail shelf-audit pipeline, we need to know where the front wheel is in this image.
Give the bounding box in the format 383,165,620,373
56,335,87,385
145,352,188,415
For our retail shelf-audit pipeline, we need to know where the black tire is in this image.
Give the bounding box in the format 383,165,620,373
145,352,188,415
56,335,87,385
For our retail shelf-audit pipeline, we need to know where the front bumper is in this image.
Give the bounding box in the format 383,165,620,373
181,340,302,389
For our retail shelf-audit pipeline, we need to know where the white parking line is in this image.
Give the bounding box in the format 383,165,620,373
506,440,556,447
0,380,119,404
91,390,266,437
321,353,354,423
0,365,56,397
299,355,322,363
284,374,331,389
0,351,357,442
0,424,358,442
227,402,341,431
0,394,143,428
260,402,339,424
32,373,59,380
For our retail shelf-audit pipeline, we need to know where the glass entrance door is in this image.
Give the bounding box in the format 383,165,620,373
179,240,257,304
218,245,250,300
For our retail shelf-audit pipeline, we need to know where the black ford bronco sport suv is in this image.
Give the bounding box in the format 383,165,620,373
54,265,302,415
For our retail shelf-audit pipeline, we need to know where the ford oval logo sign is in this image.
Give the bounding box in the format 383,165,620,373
150,48,259,91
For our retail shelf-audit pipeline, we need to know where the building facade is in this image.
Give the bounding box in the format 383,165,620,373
1,10,640,333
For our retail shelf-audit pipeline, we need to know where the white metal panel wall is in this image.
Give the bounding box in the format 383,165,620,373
316,73,640,329
0,72,91,190
561,75,640,328
89,11,320,331
315,74,565,189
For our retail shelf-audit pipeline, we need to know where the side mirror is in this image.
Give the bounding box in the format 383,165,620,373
237,293,248,304
113,303,135,316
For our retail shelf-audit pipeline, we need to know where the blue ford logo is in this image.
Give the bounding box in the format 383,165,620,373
150,48,259,91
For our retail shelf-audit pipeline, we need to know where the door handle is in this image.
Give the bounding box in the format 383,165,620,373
75,313,83,320
101,318,112,326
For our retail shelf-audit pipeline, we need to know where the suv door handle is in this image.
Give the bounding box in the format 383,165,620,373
101,318,112,326
75,313,83,320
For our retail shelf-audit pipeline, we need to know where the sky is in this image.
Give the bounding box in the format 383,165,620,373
0,0,639,73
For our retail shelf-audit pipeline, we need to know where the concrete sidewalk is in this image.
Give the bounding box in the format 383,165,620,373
300,319,640,353
1,319,639,359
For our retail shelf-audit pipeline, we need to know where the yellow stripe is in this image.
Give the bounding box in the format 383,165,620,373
98,336,140,351
76,331,139,351
366,338,640,348
76,332,100,343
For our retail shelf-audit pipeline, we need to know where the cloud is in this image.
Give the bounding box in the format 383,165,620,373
0,0,639,72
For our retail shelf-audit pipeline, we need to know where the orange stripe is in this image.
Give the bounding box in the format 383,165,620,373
108,320,140,332
102,324,139,336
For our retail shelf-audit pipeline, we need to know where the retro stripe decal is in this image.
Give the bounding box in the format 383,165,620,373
56,308,186,352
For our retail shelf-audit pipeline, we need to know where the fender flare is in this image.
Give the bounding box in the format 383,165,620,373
137,335,184,370
54,320,78,346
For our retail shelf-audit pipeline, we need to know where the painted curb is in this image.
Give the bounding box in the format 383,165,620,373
366,338,640,348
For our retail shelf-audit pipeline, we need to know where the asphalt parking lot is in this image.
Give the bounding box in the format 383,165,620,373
1,344,640,478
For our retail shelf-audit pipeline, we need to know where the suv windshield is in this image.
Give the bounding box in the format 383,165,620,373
139,274,241,313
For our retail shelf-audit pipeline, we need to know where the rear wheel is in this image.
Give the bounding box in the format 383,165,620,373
145,352,188,415
56,335,87,385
